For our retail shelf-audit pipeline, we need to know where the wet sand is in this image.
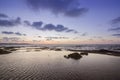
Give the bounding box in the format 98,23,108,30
0,47,120,80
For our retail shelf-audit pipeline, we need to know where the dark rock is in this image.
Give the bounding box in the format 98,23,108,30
55,48,62,51
10,49,18,51
98,49,108,54
4,47,15,50
80,52,88,55
34,49,41,51
40,47,49,50
64,55,69,59
0,49,11,54
67,49,120,57
64,53,82,60
114,48,120,50
3,47,20,52
50,48,62,51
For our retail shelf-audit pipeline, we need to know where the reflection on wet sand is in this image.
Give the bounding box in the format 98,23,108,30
0,46,120,80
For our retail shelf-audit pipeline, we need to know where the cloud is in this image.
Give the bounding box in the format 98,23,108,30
112,34,120,37
45,36,69,40
109,16,120,31
31,21,43,29
32,40,41,42
0,19,15,27
109,27,120,31
111,17,120,24
81,32,88,36
15,32,26,36
0,13,78,34
38,36,42,38
42,24,68,32
2,31,14,35
93,36,102,39
88,39,93,41
25,21,73,33
66,29,78,33
109,16,120,36
0,13,8,18
1,37,21,42
0,17,21,27
2,31,26,36
65,8,88,17
31,23,78,33
55,25,68,32
43,24,77,33
24,20,31,26
26,0,88,17
42,24,55,31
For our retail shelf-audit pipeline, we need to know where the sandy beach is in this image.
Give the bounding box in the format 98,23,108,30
0,46,120,80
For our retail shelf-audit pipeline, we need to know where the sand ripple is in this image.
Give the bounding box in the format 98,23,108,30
0,50,120,80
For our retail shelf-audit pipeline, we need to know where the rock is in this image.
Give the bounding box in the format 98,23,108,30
55,48,62,51
40,47,49,50
3,47,20,52
64,55,69,59
50,48,62,51
80,52,88,55
96,49,109,54
64,53,82,60
0,49,11,54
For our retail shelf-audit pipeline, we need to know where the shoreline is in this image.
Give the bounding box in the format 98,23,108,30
0,46,120,57
0,46,120,80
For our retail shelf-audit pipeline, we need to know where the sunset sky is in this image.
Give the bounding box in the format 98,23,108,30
0,0,120,44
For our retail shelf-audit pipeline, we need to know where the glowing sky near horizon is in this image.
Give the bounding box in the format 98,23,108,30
0,0,120,44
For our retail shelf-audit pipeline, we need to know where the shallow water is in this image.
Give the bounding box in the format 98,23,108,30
0,47,120,80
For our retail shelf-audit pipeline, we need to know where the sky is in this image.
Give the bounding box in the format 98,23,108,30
0,0,120,44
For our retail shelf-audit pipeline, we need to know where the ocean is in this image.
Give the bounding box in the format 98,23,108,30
0,43,120,50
